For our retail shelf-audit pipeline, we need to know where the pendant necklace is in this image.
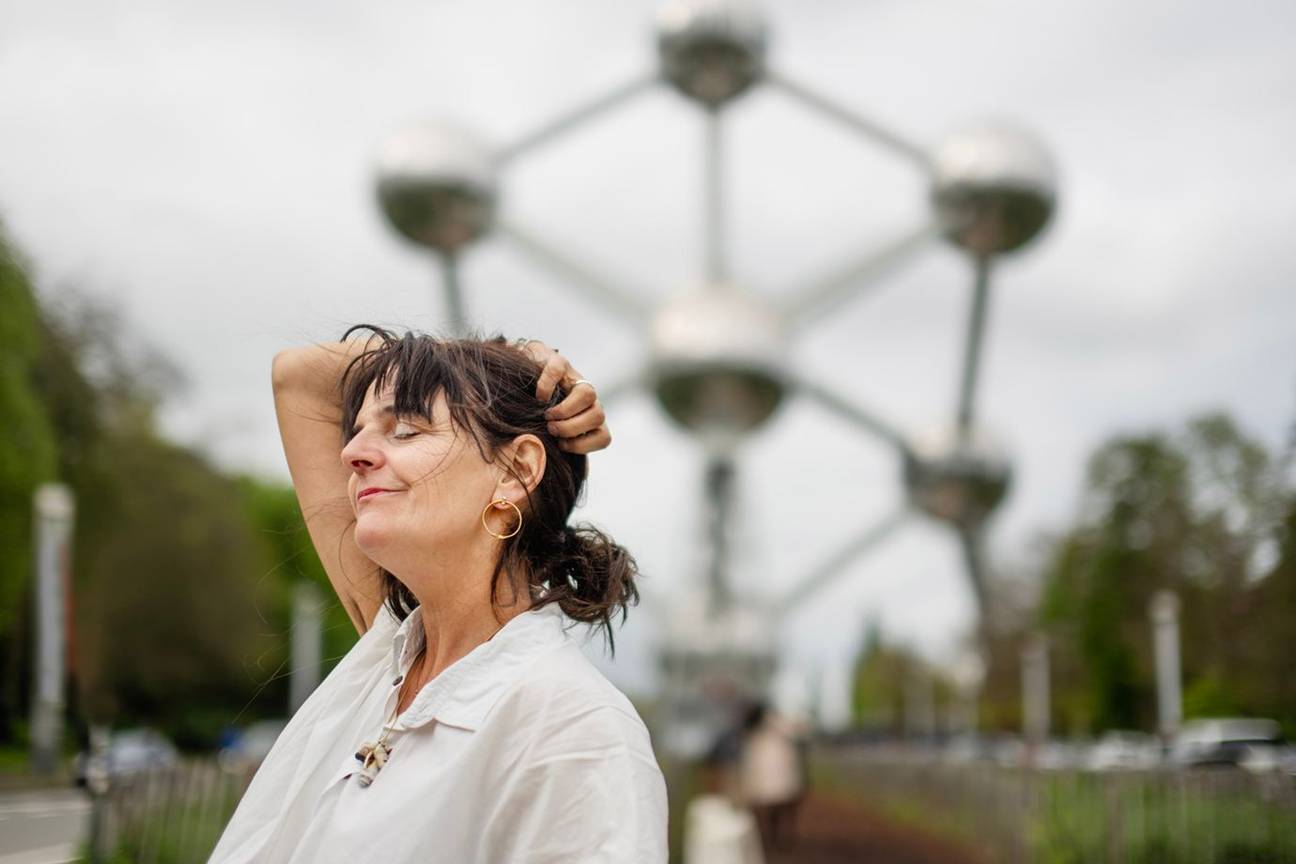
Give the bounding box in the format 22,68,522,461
352,618,507,788
354,647,423,788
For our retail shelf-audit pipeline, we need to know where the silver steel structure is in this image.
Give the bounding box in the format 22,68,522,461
374,0,1057,736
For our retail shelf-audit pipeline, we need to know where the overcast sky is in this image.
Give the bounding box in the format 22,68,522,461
3,0,1294,713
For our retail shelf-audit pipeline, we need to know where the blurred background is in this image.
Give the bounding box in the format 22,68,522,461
1,0,1294,862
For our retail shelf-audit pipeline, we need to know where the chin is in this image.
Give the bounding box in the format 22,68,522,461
353,516,395,557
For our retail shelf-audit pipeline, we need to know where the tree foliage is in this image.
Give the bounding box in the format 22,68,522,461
1,226,356,750
0,231,59,741
1005,413,1294,736
849,410,1296,739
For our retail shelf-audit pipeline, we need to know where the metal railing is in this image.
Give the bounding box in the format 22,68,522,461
85,759,250,864
819,745,1296,864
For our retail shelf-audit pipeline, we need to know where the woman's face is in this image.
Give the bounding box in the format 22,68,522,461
340,379,498,571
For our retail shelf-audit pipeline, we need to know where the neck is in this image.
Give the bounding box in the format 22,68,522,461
395,540,533,684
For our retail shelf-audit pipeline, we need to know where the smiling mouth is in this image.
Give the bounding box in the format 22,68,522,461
357,489,395,503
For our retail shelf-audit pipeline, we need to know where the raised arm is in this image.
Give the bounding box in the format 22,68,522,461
272,340,384,634
272,337,611,636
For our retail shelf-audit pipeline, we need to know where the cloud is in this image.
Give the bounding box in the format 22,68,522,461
2,0,1293,700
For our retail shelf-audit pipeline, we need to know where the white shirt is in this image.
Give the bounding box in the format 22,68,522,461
210,601,668,863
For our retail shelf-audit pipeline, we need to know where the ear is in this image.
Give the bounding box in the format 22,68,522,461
494,433,547,504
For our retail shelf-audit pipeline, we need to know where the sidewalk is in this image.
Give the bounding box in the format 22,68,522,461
764,791,986,864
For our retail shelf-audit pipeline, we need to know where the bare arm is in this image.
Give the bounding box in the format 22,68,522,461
272,338,611,636
272,340,384,634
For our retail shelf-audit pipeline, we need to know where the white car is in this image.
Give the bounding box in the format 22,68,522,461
1172,718,1282,768
1086,731,1160,771
74,728,179,787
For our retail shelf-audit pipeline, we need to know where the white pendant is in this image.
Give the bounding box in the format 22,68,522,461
354,739,393,788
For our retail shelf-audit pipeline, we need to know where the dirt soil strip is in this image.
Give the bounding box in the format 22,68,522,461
764,791,988,864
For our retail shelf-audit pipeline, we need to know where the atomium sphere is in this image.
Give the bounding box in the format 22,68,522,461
656,0,768,107
374,122,497,255
931,125,1057,256
903,426,1012,527
650,286,787,444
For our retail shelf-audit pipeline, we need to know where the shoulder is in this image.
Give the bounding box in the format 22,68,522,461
481,642,668,862
497,640,652,751
466,622,661,779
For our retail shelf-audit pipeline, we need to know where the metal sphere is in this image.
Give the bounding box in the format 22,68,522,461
374,122,498,255
656,0,769,108
903,426,1013,527
931,124,1057,256
650,285,787,445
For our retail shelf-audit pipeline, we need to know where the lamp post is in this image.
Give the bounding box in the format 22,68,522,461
1150,590,1182,748
289,581,324,714
1021,632,1050,760
31,483,75,777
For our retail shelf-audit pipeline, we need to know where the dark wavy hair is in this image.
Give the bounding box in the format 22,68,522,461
337,326,639,654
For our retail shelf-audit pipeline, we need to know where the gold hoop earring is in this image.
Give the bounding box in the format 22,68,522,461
482,498,523,540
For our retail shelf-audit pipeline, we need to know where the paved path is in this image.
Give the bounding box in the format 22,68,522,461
764,791,985,864
0,790,89,864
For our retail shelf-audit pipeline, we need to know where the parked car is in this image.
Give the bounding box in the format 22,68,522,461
1236,742,1296,774
74,728,179,787
943,733,992,765
1086,731,1160,771
218,719,287,774
1172,718,1282,768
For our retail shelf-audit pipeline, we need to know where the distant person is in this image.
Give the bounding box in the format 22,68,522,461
702,696,747,799
683,698,766,864
739,701,807,852
210,328,667,863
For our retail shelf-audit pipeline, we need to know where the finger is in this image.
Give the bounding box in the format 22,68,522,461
518,339,555,365
557,426,611,454
545,382,597,421
546,402,606,439
534,354,572,402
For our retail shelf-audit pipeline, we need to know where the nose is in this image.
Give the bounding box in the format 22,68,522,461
340,431,385,474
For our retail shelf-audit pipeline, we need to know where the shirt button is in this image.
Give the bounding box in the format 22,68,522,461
392,675,403,686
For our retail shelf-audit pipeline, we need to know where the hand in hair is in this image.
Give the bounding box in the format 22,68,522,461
517,340,611,455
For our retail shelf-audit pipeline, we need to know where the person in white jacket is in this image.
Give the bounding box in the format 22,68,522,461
210,328,667,863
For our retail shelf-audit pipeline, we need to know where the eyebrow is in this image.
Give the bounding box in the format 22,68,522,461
348,404,397,439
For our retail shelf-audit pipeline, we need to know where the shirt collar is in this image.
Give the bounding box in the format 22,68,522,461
386,602,572,733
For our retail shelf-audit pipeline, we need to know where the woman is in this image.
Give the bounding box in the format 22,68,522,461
210,328,667,863
738,701,805,854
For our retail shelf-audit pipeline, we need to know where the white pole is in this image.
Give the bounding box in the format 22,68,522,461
1150,590,1182,746
1021,632,1049,748
904,664,935,740
289,581,323,714
951,651,985,735
31,483,75,776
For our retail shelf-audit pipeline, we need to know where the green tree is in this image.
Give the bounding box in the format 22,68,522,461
0,229,59,742
234,476,359,703
1033,413,1293,735
1,227,357,750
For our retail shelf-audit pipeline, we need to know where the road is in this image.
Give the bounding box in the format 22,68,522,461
0,790,90,864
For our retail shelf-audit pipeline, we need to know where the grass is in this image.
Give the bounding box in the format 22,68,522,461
0,744,31,773
1030,775,1296,864
816,755,1296,864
